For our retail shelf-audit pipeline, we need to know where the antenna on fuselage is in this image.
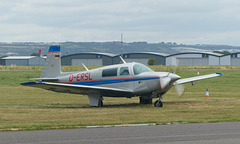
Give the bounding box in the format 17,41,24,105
119,56,126,64
119,34,126,64
82,63,89,71
121,34,123,56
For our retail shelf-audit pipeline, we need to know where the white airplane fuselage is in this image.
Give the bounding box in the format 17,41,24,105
56,63,176,98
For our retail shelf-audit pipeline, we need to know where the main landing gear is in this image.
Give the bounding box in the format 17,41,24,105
88,90,103,107
139,97,152,104
98,99,103,107
154,94,163,107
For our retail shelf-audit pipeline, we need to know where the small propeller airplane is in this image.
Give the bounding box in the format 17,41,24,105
21,46,222,107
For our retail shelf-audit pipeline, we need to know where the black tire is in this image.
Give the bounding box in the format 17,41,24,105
98,100,103,107
154,100,163,107
139,97,152,104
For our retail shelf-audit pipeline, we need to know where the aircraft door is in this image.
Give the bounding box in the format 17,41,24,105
119,66,134,90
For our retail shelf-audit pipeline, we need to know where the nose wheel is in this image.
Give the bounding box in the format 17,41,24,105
154,94,163,107
154,100,163,107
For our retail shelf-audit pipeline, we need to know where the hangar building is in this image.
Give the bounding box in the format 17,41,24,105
0,56,45,66
113,52,167,65
61,52,116,66
220,52,240,65
166,52,221,66
3,51,240,66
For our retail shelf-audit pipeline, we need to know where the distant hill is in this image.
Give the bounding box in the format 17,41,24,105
0,41,240,57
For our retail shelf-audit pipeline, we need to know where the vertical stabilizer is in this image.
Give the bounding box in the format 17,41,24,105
40,46,61,78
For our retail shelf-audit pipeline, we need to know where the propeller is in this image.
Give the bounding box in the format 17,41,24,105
172,57,185,97
159,58,185,97
175,83,185,97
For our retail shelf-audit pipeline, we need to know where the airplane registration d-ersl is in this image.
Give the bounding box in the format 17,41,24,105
21,46,222,107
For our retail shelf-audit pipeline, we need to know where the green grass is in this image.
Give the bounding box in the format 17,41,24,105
0,66,240,131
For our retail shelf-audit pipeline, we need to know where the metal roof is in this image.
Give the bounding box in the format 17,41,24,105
62,52,116,58
167,52,222,57
88,52,116,57
1,56,37,60
139,52,168,56
114,52,168,58
220,51,240,57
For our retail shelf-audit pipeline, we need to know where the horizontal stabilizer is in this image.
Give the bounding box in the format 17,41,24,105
174,73,222,85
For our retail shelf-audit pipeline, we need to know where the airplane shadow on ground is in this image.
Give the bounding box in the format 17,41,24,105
38,102,143,109
37,100,200,109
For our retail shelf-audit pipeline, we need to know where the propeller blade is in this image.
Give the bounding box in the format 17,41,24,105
172,65,177,74
175,84,185,97
172,57,179,74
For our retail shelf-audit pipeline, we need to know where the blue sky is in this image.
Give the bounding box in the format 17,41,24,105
1,0,240,46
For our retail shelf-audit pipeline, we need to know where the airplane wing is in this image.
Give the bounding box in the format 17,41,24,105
174,73,222,85
21,81,134,97
28,78,58,81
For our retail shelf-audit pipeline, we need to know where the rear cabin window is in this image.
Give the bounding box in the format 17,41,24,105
102,68,118,77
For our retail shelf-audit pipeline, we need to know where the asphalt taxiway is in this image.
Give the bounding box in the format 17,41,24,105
0,122,240,144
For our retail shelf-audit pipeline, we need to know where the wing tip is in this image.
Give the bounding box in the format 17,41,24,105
21,81,37,86
216,73,223,76
21,81,44,86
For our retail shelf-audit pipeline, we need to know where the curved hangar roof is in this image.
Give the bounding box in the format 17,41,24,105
62,52,116,58
167,52,222,57
114,52,168,58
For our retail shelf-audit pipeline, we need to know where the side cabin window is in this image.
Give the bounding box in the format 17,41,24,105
102,68,118,77
120,67,129,76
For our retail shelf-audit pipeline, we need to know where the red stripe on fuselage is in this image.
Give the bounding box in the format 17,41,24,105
60,76,160,84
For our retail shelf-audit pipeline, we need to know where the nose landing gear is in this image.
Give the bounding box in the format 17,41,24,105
154,94,163,107
154,100,163,107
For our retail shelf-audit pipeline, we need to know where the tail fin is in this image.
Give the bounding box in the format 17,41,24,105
40,45,61,78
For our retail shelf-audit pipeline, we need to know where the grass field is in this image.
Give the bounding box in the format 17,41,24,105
0,66,240,131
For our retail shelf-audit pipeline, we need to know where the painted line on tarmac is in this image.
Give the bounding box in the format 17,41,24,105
85,123,160,128
2,123,174,131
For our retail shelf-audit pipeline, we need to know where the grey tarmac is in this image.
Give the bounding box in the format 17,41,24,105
0,122,240,144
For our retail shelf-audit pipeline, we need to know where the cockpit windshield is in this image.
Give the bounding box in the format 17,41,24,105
133,64,154,75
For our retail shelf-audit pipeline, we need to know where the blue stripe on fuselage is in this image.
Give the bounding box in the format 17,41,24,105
66,77,159,86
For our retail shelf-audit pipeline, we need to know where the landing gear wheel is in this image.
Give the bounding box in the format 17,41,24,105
98,100,103,107
154,100,163,107
139,97,152,104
